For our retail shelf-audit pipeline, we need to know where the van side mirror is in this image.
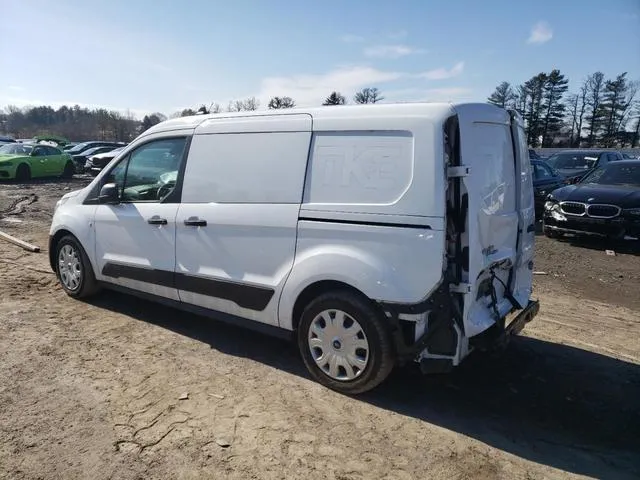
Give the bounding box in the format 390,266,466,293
99,183,120,204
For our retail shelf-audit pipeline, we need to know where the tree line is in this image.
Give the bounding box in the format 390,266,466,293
4,76,637,147
0,88,384,142
487,71,639,147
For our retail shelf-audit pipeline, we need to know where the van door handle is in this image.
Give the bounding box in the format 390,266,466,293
184,217,207,227
147,216,168,225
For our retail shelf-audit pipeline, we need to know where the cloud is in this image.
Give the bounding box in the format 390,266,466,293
364,44,426,59
527,21,553,44
417,61,465,80
7,86,24,92
257,66,403,107
340,34,364,43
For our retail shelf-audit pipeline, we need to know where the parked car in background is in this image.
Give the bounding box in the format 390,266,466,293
543,160,640,240
0,143,75,180
531,159,566,219
65,141,124,157
622,152,639,160
529,149,546,160
544,150,624,184
84,146,124,175
71,145,121,173
63,143,79,151
0,136,17,145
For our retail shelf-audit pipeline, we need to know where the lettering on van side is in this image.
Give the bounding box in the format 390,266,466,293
317,145,402,189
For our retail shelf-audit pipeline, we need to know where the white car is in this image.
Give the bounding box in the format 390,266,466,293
49,102,538,394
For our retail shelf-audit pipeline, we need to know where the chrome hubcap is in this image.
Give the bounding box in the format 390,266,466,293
308,309,370,381
58,244,82,291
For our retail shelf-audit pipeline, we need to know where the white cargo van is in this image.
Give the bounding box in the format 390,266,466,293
49,103,539,394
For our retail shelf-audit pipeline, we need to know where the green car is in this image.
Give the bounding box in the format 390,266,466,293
0,143,75,181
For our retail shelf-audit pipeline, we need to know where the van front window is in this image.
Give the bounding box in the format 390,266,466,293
105,138,187,202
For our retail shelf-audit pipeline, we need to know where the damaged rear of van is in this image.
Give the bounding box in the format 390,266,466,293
283,102,539,393
49,102,538,395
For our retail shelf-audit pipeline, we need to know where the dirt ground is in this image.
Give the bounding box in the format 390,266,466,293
1,178,639,480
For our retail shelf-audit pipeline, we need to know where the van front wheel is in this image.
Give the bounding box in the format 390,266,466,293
55,235,99,298
297,291,395,395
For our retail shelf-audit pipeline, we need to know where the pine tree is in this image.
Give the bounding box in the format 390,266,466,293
487,82,516,108
522,73,547,146
599,73,634,147
323,92,346,106
540,69,569,147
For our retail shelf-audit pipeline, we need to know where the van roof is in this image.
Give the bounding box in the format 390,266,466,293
143,102,506,136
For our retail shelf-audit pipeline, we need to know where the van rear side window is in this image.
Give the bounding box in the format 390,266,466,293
181,132,311,203
303,131,413,205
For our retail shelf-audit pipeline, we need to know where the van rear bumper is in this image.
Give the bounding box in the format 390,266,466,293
469,299,539,350
505,299,539,336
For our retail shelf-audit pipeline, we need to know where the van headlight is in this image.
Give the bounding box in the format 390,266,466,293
624,207,640,216
544,200,558,211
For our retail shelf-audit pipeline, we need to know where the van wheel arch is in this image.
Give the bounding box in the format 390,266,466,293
49,229,75,272
292,280,377,332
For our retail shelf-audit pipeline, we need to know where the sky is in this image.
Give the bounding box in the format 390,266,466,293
1,0,639,118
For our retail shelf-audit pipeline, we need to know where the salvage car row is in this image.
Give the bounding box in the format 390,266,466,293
527,150,640,241
0,139,127,179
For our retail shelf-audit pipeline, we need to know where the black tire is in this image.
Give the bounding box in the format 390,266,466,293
297,290,395,395
55,235,100,298
61,161,75,179
15,164,31,182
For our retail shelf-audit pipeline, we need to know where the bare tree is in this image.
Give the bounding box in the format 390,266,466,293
585,72,605,146
228,97,259,112
573,80,589,147
514,85,528,117
243,97,259,111
565,94,580,147
631,104,640,147
354,87,384,104
268,96,296,109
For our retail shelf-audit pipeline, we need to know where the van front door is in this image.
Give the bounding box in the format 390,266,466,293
93,136,189,300
174,115,313,326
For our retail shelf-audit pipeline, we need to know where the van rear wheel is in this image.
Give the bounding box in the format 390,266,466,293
297,291,395,395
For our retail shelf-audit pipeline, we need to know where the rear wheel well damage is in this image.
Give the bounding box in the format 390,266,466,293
379,282,462,369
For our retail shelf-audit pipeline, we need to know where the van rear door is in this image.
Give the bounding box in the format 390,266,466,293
454,105,534,338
